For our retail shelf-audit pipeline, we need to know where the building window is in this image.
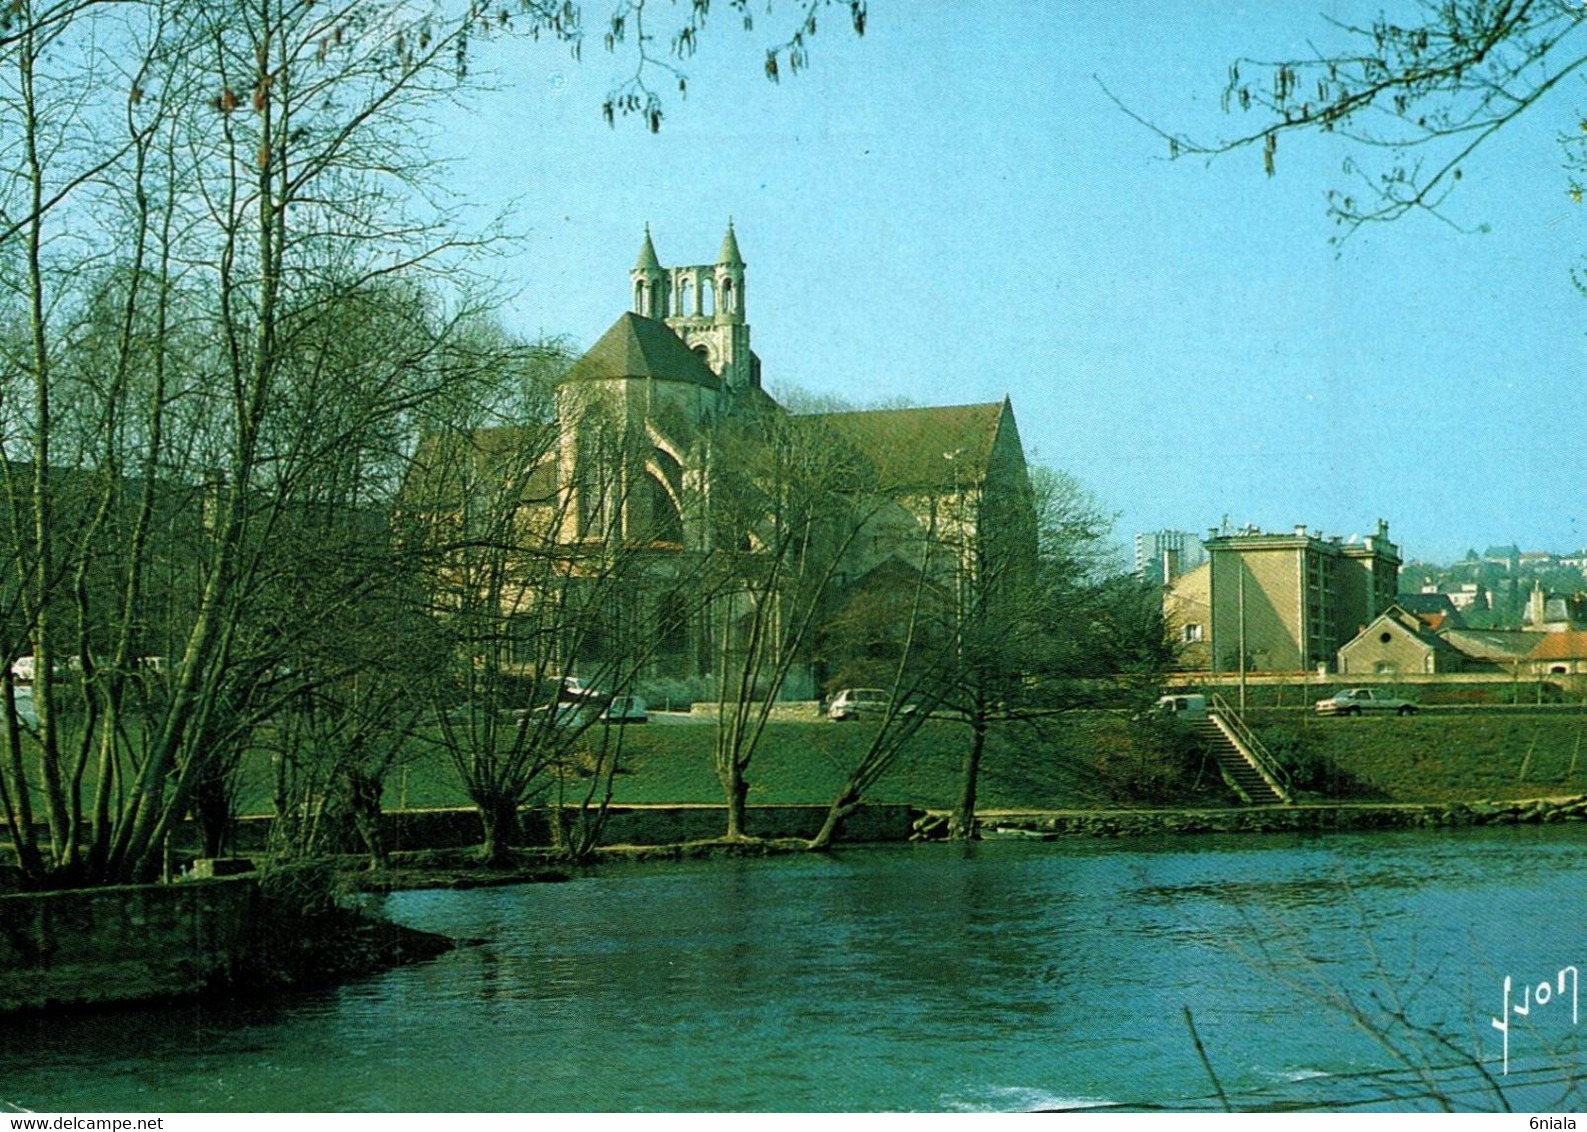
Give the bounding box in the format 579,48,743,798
1182,623,1203,644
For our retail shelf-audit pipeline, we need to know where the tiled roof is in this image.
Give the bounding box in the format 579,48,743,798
562,312,720,389
1530,631,1587,660
807,401,1009,490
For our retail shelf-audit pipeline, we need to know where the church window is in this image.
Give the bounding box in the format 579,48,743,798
678,277,692,317
701,278,715,316
721,277,735,312
634,281,645,314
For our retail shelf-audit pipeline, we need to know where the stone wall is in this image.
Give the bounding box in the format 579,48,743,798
573,803,914,846
980,795,1587,838
222,802,917,854
0,875,258,1014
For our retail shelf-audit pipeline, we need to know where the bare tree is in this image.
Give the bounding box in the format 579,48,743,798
0,0,505,885
0,0,873,887
701,407,880,841
1117,2,1587,240
913,467,1170,840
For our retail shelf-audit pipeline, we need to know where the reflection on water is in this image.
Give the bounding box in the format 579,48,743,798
3,826,1586,1111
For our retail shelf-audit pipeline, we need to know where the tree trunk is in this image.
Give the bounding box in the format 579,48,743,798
346,769,389,872
722,763,750,840
949,718,987,840
477,796,519,865
808,784,859,850
192,764,232,860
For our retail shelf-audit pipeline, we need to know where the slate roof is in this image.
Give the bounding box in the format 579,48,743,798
1438,628,1547,663
807,401,1010,491
1398,593,1459,616
1345,607,1465,661
562,312,720,389
405,424,559,509
1395,592,1465,631
718,222,744,266
635,228,661,271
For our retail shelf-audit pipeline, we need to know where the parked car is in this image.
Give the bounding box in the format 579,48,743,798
530,701,589,729
601,695,649,725
557,676,602,702
1155,693,1208,721
1315,688,1420,717
12,684,37,732
6,656,74,683
828,688,890,721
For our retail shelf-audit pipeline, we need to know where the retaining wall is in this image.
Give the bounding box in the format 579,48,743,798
980,795,1587,838
222,802,917,854
0,875,258,1013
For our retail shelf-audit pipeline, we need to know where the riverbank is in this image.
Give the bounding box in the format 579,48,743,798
8,828,1584,1111
333,792,1587,892
978,793,1587,838
0,866,455,1016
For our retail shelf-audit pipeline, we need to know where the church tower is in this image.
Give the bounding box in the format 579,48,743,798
631,225,668,319
630,223,757,393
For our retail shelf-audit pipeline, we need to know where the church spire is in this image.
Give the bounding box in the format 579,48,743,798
717,220,744,267
631,225,667,318
635,224,662,271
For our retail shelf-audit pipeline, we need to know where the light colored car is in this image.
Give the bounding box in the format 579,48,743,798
1155,693,1208,721
828,688,889,721
11,684,37,732
1315,688,1419,717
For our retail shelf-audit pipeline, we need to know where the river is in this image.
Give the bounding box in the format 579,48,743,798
3,825,1585,1111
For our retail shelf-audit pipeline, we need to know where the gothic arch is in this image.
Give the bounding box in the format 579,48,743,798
644,470,684,544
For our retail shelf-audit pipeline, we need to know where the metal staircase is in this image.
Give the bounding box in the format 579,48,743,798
1197,694,1292,805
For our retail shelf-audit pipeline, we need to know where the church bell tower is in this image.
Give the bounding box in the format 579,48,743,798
629,222,756,392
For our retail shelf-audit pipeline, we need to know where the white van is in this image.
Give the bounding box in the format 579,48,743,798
1155,693,1208,720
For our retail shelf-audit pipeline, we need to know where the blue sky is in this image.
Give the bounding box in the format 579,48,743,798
429,3,1587,566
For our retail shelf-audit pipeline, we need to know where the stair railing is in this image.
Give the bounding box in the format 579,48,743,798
1208,693,1292,804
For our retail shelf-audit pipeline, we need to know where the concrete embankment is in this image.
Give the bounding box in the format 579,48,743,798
0,875,259,1013
0,870,452,1016
977,795,1587,838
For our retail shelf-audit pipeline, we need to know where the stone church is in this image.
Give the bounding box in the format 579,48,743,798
545,225,1034,700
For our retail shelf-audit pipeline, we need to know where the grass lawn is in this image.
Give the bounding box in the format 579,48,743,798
230,712,1197,814
33,708,1587,824
1248,709,1587,803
